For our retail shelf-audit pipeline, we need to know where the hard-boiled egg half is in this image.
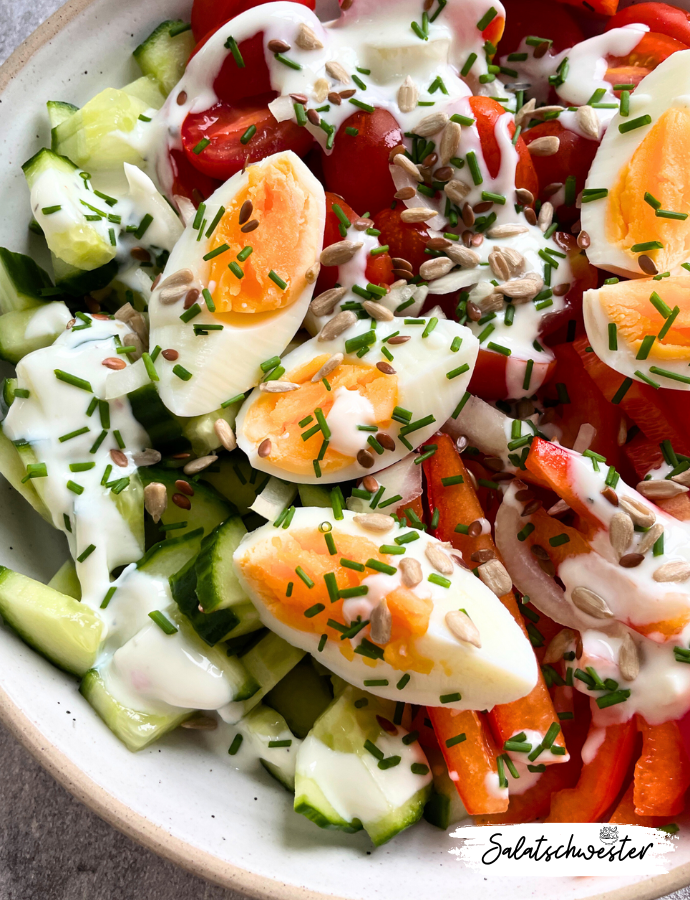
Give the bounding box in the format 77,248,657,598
584,276,690,390
232,508,537,709
234,316,478,483
582,49,690,278
148,151,325,416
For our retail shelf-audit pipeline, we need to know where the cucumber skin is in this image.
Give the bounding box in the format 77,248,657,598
264,657,334,739
128,383,190,456
21,148,77,189
133,21,195,96
0,566,103,677
138,465,234,540
170,556,241,646
0,424,53,523
0,247,54,313
194,517,248,613
0,305,66,365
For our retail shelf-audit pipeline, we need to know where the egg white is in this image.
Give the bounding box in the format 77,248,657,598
148,150,325,417
235,316,478,484
232,507,538,710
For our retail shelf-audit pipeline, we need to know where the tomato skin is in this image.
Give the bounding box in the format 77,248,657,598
168,149,222,206
605,31,688,89
314,193,394,296
522,123,598,226
192,0,314,41
320,108,403,218
468,349,556,401
372,202,430,275
606,2,690,46
181,97,314,181
498,0,584,55
469,96,539,199
539,232,599,339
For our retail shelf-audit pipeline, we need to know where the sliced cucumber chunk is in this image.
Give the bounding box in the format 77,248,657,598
136,526,204,579
47,100,79,130
0,567,104,676
200,453,266,517
47,560,82,600
181,401,241,458
294,686,432,846
298,484,332,508
0,302,72,364
133,20,195,96
80,668,191,752
0,425,52,523
52,254,118,297
122,75,165,110
128,382,190,456
237,703,301,791
264,656,333,739
1,377,17,412
171,555,240,646
422,745,468,830
139,465,234,540
195,517,248,612
0,247,53,313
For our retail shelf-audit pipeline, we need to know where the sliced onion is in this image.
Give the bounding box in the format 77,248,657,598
104,357,149,400
346,453,422,515
250,477,298,521
442,394,511,459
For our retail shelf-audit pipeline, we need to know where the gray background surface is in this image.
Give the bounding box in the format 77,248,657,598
0,2,689,899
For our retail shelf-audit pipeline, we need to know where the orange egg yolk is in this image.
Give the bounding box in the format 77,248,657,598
242,355,398,476
236,527,433,674
607,107,690,272
208,155,320,314
597,276,690,359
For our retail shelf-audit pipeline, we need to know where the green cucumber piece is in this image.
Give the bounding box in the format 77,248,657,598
22,147,77,188
0,247,54,313
133,20,195,96
47,560,82,600
0,425,52,523
298,484,332,508
181,401,241,457
237,703,301,791
195,517,247,612
200,453,265,517
1,377,17,412
128,382,190,455
139,465,234,540
264,656,333,739
422,745,468,830
52,254,118,297
80,669,191,752
0,566,104,676
0,303,70,364
170,555,240,645
122,75,165,109
136,526,204,579
48,101,79,152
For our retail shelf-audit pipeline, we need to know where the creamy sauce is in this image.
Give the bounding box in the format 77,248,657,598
326,385,376,456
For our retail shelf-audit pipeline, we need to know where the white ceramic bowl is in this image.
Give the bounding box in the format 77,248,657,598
2,2,690,897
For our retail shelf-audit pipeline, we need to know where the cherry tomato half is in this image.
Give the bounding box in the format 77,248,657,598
498,0,584,56
522,122,598,225
320,108,403,219
469,96,539,199
606,2,690,46
190,29,272,107
192,0,315,41
605,31,688,89
168,149,222,206
181,95,314,181
373,202,430,276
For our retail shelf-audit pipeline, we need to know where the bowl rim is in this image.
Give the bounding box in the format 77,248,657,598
1,3,690,899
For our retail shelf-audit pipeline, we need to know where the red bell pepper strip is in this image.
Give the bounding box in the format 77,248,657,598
634,715,690,817
427,707,509,815
547,716,637,822
609,782,673,827
525,437,604,530
424,433,567,758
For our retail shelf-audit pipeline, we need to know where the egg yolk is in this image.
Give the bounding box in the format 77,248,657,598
236,527,433,674
607,107,690,272
208,155,320,313
597,276,690,359
242,355,398,476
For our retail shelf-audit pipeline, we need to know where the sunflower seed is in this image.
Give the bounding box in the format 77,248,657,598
393,154,423,182
478,559,512,596
362,300,394,321
543,628,576,664
575,104,600,140
259,381,301,393
419,257,455,280
571,586,614,619
132,448,162,467
538,201,554,232
183,455,218,476
397,76,418,113
609,511,633,557
144,482,167,523
637,522,663,556
528,135,560,157
446,245,480,268
354,513,395,533
532,105,565,120
439,121,462,165
313,78,330,102
295,22,323,50
494,275,543,301
636,479,689,500
618,633,639,682
489,247,526,281
400,207,437,223
325,60,350,83
181,716,218,731
320,240,363,266
310,286,347,316
370,600,392,644
653,560,690,583
548,499,570,516
619,495,655,528
515,98,536,129
158,268,194,292
319,310,357,341
487,223,530,239
673,470,690,487
444,179,471,204
425,543,454,575
445,610,481,648
399,556,423,587
312,353,344,382
214,418,237,452
413,112,449,137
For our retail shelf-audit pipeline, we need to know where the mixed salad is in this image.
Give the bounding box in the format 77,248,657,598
2,0,690,845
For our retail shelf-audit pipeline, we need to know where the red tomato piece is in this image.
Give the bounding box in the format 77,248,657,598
168,148,222,206
372,201,430,275
468,348,556,402
605,31,688,90
498,0,584,56
192,0,314,41
190,30,273,107
539,232,599,338
554,0,618,15
320,108,403,219
181,95,314,181
521,123,598,226
469,96,539,199
606,2,690,47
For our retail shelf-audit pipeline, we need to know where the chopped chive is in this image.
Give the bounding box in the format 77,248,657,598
366,558,397,576
649,366,690,385
656,209,688,220
274,52,302,70
173,365,192,381
611,376,633,404
659,305,680,340
439,692,461,703
349,98,375,113
205,206,226,237
446,733,467,748
69,462,95,473
429,573,451,588
76,543,96,562
466,151,483,185
142,352,159,382
619,114,652,134
378,756,401,770
268,270,287,290
59,426,90,443
632,240,663,253
225,35,245,67
304,603,325,618
295,566,314,588
228,261,244,279
54,369,92,392
203,243,229,261
240,124,257,145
